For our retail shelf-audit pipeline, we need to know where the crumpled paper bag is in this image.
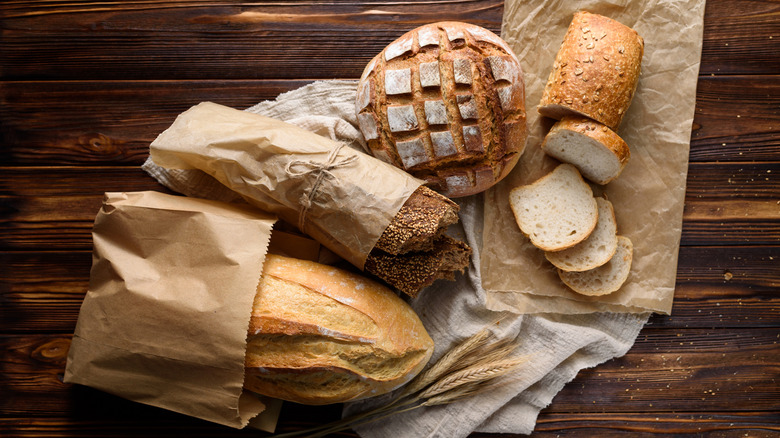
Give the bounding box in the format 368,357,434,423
482,0,706,315
64,191,278,430
148,102,422,270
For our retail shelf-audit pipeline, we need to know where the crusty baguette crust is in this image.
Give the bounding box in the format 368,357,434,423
538,12,644,130
356,21,527,198
541,116,630,185
244,254,434,405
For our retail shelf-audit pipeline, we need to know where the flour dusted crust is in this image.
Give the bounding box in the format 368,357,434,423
356,21,528,198
244,254,434,405
538,12,644,130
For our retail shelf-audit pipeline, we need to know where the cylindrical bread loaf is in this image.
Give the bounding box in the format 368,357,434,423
244,254,434,405
541,116,630,185
356,21,528,198
538,12,644,130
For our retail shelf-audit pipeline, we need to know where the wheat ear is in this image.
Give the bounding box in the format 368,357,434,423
399,328,492,397
419,356,529,399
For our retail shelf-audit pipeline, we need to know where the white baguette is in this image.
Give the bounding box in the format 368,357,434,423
509,163,598,251
558,235,633,296
545,197,618,272
244,254,434,405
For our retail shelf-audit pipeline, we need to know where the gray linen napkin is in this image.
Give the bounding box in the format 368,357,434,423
142,79,649,437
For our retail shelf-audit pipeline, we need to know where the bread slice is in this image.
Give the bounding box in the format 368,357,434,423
558,235,633,296
545,197,618,271
509,163,598,251
541,117,630,185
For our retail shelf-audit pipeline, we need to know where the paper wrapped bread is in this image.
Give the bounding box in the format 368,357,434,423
244,254,435,405
149,102,470,296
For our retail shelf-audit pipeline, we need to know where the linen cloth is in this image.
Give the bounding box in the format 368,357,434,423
142,80,650,436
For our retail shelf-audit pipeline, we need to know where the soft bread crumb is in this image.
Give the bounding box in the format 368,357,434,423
541,117,630,185
545,197,618,272
509,163,598,251
558,235,633,296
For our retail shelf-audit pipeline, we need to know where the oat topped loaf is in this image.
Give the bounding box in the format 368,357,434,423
538,12,644,130
355,21,528,198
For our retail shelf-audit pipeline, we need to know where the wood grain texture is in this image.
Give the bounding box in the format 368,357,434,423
0,0,503,81
1,0,778,80
2,162,778,250
1,0,778,436
2,245,778,334
2,331,778,420
2,75,777,166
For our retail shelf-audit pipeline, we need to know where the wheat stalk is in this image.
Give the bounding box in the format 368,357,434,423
419,356,529,399
398,327,492,397
266,327,527,438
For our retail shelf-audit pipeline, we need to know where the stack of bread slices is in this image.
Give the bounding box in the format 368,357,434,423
510,12,644,296
509,164,632,296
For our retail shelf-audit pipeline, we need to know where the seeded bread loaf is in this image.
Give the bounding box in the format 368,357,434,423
541,116,630,184
366,234,472,297
558,235,633,296
374,185,460,255
545,197,618,272
509,164,598,252
244,254,435,405
538,12,644,130
356,21,528,198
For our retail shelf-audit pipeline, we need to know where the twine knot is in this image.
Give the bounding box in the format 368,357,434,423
284,143,358,232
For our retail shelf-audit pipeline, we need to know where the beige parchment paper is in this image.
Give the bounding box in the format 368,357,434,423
149,101,423,270
64,191,277,430
482,0,706,314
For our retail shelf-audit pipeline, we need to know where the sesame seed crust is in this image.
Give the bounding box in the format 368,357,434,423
374,185,460,255
365,234,472,297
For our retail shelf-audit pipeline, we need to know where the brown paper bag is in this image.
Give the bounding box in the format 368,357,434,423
149,101,423,270
482,0,706,315
64,191,278,430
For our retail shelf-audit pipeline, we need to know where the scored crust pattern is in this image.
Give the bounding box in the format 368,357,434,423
356,22,527,198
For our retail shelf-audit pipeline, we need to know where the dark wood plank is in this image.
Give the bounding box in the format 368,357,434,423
0,80,306,165
690,76,780,161
3,329,778,419
2,242,778,334
0,0,503,81
542,328,780,413
2,162,778,250
1,75,776,166
1,0,778,81
531,412,780,436
700,0,780,75
3,413,779,438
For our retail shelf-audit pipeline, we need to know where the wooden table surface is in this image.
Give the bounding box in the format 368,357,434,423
1,1,778,437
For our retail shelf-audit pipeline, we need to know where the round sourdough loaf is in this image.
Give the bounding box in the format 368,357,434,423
244,254,434,405
355,21,527,198
538,12,644,130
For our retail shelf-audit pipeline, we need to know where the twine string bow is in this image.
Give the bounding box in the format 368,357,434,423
284,142,358,233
